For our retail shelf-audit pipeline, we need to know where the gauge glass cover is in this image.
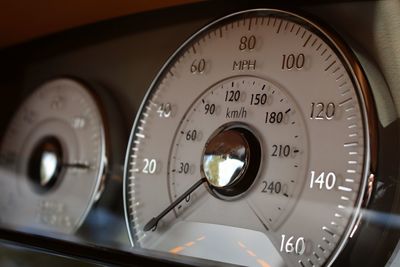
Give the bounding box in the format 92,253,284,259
124,9,372,267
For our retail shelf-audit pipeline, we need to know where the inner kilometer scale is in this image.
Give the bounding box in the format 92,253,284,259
124,9,372,267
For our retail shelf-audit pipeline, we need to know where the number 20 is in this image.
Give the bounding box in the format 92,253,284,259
142,159,157,174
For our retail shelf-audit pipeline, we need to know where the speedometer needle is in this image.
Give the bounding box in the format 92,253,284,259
143,177,207,232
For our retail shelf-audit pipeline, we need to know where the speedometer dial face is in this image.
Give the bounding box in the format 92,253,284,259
0,78,107,234
124,9,373,267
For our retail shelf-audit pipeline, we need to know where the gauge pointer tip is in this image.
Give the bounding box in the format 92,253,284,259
143,218,158,232
143,177,207,232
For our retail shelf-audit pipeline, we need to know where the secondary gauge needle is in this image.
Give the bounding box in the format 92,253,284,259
62,163,91,169
143,177,207,232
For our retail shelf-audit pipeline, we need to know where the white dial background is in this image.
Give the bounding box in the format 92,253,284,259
125,9,369,267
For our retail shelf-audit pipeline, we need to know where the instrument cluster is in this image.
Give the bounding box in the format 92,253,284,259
0,2,399,267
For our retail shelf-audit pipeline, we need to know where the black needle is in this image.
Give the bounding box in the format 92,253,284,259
62,162,91,169
143,177,207,232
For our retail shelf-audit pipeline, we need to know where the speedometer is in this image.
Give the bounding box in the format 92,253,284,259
124,9,376,267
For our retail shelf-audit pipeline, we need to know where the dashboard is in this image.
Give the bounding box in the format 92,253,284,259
0,1,399,266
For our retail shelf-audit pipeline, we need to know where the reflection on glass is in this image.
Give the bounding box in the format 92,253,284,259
203,155,245,187
40,152,58,187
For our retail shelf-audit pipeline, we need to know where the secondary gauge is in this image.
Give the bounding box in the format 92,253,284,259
0,78,107,234
124,9,376,267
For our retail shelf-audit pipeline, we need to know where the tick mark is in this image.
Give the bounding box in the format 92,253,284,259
343,142,358,147
336,74,344,81
277,19,283,33
303,34,312,47
333,67,340,74
338,98,352,107
311,38,317,47
325,60,336,71
323,226,335,236
248,18,252,31
339,81,348,88
325,54,332,61
284,21,289,31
